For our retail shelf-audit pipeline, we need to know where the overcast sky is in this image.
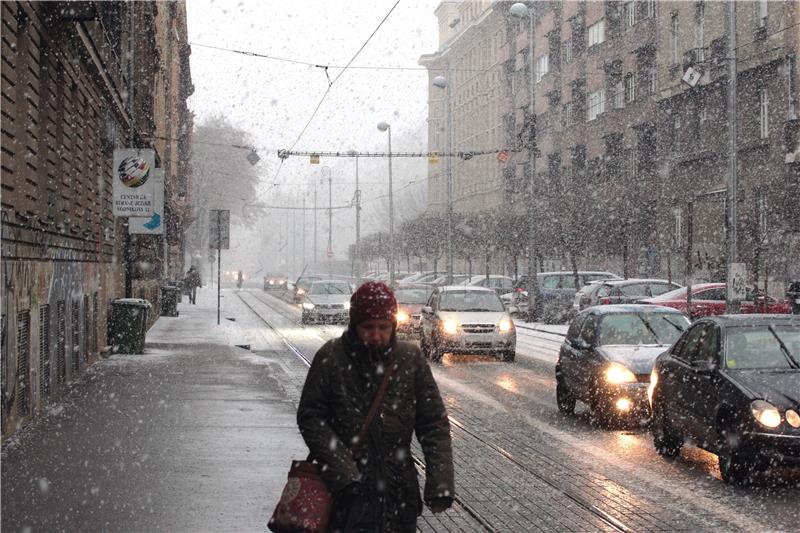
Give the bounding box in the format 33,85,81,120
187,0,441,275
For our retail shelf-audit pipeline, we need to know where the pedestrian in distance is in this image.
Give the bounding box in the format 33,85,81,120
184,266,202,305
297,281,454,532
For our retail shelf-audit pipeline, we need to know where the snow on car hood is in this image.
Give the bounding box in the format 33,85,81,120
596,344,671,375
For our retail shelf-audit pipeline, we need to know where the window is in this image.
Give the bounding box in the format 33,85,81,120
759,88,769,138
695,288,726,301
625,1,636,27
580,314,598,345
757,0,768,28
673,208,683,245
624,148,637,179
612,79,624,109
536,54,549,83
563,103,573,127
587,89,605,121
758,189,768,236
646,0,656,18
671,13,679,64
625,73,636,102
563,39,572,64
699,97,708,123
695,2,705,61
587,19,606,47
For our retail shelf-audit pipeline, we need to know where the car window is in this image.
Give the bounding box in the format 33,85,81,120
439,290,504,312
597,313,688,345
694,288,726,301
675,323,708,362
566,314,586,340
596,284,612,298
310,282,351,295
541,275,560,289
725,326,800,370
580,314,598,345
649,283,674,297
619,283,649,297
428,291,439,309
583,273,615,283
395,289,432,304
691,325,720,366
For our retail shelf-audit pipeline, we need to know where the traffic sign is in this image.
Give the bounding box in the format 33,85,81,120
209,209,230,249
326,249,334,258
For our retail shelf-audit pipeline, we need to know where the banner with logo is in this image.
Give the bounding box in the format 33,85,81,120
113,148,155,216
129,169,164,234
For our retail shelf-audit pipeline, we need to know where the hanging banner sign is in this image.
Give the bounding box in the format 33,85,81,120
113,148,155,216
129,170,164,234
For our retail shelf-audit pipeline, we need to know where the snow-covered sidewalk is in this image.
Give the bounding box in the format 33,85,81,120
2,286,305,532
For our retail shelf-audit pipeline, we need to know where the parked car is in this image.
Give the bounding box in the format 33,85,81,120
292,276,322,303
395,284,435,339
556,305,690,423
300,280,353,324
640,283,792,319
263,272,288,291
573,279,683,312
507,271,621,323
787,281,800,314
420,286,516,363
464,275,515,296
430,273,470,286
649,315,800,484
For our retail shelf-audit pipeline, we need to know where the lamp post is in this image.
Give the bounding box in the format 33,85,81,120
377,121,395,287
348,150,361,278
510,1,540,321
432,74,454,284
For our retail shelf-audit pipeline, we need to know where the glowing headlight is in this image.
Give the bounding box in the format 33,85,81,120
269,280,274,285
442,319,459,335
605,363,637,384
302,302,315,310
498,319,513,332
786,409,800,428
344,301,351,310
647,369,658,407
397,310,410,323
297,288,306,295
751,400,782,428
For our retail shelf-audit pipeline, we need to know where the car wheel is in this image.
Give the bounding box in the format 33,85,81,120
555,375,576,415
300,312,309,325
718,425,756,485
652,400,683,459
502,350,515,363
429,337,443,363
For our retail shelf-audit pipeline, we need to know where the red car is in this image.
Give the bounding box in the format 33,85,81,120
394,284,434,338
640,282,791,318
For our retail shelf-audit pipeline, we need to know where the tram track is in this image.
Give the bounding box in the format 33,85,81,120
237,290,633,533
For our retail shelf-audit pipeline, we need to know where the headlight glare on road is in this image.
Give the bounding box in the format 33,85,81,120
786,409,800,428
442,319,459,335
605,363,637,384
302,302,315,310
647,369,658,407
751,400,782,428
498,319,513,332
397,310,410,323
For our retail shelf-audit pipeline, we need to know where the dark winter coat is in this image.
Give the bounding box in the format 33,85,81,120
297,329,454,533
185,270,201,288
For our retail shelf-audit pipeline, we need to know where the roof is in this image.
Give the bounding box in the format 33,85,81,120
584,304,687,315
438,285,497,293
602,278,675,286
699,314,800,327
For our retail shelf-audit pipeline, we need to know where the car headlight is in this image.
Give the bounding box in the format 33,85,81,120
297,288,305,295
397,310,410,323
751,400,782,428
442,319,458,335
786,409,800,428
605,362,637,384
647,369,658,407
498,318,513,332
302,302,315,310
344,301,351,310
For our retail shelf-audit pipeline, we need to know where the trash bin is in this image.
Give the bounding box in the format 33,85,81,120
161,285,179,317
787,281,800,315
109,298,152,354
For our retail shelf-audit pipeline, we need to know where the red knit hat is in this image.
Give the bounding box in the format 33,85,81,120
349,281,397,325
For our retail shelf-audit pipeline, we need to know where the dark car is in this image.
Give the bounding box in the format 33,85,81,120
394,284,434,339
649,315,800,484
556,305,691,423
507,271,620,323
263,272,288,291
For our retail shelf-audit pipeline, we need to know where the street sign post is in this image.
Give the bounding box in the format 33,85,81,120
209,209,230,325
728,262,747,308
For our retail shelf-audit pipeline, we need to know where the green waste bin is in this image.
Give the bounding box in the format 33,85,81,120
160,285,180,317
110,298,152,354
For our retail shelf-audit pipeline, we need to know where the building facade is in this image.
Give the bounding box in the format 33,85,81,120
1,1,193,436
421,0,799,289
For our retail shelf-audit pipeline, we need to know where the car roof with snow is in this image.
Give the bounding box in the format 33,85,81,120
582,304,687,315
438,285,497,293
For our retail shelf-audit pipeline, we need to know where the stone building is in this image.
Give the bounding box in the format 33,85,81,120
1,1,193,435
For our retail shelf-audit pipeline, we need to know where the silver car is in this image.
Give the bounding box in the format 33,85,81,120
420,286,516,363
300,280,353,324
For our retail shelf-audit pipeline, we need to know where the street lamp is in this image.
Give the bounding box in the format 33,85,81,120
432,74,454,284
510,1,541,321
377,121,395,287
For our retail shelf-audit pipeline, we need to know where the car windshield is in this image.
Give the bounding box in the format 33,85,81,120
310,282,351,295
647,286,687,301
598,313,690,346
439,291,504,312
725,326,800,370
395,289,431,304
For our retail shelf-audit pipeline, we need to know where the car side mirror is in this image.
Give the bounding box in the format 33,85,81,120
421,306,433,315
571,338,589,350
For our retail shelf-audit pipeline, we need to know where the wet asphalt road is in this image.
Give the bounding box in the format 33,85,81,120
3,288,798,532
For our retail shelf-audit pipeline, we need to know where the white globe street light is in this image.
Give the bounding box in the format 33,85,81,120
432,75,447,89
377,121,395,287
433,74,454,284
509,2,530,19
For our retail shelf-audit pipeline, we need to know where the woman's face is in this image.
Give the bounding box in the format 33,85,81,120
356,319,394,347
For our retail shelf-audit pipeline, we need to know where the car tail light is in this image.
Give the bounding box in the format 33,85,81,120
600,298,612,305
516,287,524,292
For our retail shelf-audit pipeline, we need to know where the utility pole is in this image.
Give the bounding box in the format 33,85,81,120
302,196,306,268
387,128,395,287
328,170,333,278
726,0,741,313
313,182,318,270
355,156,361,277
292,197,297,277
445,73,454,285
